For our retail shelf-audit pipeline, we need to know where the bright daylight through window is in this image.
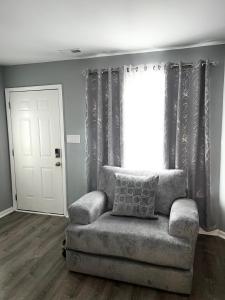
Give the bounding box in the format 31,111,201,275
123,65,165,170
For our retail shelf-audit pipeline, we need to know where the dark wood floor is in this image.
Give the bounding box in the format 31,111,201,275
0,212,225,300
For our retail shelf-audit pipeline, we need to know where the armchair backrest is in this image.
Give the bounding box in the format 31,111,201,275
98,165,187,216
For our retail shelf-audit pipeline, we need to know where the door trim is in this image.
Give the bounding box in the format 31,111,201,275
5,85,67,216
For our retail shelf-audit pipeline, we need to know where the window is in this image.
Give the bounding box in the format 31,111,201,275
123,65,165,170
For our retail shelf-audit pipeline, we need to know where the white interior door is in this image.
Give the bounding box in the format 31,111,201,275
8,88,65,214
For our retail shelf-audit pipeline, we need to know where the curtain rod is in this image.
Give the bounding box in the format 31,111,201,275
83,60,217,76
82,66,122,76
170,61,217,68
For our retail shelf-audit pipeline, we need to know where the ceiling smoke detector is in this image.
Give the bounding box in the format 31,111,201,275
71,49,81,54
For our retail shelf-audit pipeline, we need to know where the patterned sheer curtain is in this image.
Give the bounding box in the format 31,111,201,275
85,67,124,191
164,60,214,230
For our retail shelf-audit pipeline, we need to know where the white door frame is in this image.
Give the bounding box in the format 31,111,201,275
5,84,67,216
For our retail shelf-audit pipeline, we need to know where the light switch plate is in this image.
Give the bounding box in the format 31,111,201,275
67,135,80,144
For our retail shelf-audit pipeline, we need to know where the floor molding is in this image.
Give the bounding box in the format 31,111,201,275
15,209,65,217
199,228,225,240
0,207,14,219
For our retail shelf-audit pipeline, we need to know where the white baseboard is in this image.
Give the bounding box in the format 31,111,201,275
0,206,67,218
15,209,66,217
199,228,225,240
0,207,14,219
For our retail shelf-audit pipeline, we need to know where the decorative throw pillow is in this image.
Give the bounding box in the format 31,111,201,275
112,173,159,219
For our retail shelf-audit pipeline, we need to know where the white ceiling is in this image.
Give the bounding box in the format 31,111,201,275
0,0,225,65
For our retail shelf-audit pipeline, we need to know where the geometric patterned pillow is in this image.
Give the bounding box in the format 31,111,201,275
112,173,159,219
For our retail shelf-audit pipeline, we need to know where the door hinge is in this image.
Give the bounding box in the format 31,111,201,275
15,194,17,201
8,101,11,110
12,149,14,156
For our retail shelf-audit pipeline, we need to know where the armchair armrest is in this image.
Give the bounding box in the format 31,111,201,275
68,191,107,225
169,198,199,241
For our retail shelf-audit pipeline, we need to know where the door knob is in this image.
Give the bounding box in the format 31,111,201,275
55,162,61,167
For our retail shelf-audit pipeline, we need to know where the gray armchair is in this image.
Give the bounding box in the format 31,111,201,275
65,166,199,294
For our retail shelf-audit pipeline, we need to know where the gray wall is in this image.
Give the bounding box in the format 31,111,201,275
3,45,225,229
0,67,12,212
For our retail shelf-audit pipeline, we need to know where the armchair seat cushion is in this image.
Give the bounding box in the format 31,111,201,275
66,211,193,270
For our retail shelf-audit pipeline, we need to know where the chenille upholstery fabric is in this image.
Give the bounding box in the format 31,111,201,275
112,173,159,218
66,250,193,294
66,167,199,294
68,191,107,225
66,211,194,270
169,198,199,241
98,165,186,215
